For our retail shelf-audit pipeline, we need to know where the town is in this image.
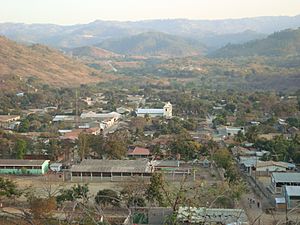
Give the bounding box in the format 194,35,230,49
0,83,299,224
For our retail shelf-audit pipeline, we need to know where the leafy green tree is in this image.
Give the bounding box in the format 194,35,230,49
169,132,201,160
14,139,27,159
18,119,30,132
95,189,120,207
0,177,21,199
145,173,165,206
127,196,146,207
245,126,259,142
56,184,89,205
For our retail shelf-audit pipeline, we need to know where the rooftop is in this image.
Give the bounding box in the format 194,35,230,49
136,109,164,114
285,186,300,197
0,159,49,166
272,173,300,183
177,207,248,224
70,159,152,173
128,147,150,156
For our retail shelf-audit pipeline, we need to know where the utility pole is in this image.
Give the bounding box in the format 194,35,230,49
75,89,79,128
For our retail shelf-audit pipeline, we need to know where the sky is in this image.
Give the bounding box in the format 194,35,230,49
0,0,300,25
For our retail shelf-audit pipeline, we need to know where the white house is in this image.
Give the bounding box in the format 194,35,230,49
136,102,172,118
217,126,244,137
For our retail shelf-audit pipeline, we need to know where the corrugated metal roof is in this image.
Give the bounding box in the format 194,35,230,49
177,207,248,224
272,173,300,183
70,159,152,173
136,109,164,114
285,186,300,197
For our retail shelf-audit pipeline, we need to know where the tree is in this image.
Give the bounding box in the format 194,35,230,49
245,126,259,142
234,130,245,143
14,139,27,159
127,196,146,207
95,189,120,207
56,184,89,205
145,173,165,206
225,103,236,113
29,197,56,222
18,119,30,133
213,148,232,170
0,177,21,199
169,132,201,160
104,140,127,159
78,133,90,160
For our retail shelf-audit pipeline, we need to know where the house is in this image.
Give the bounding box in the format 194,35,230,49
152,160,180,171
60,127,102,141
0,115,21,128
240,160,295,176
136,102,172,119
128,147,151,158
284,186,300,209
217,126,244,137
80,111,121,127
254,161,295,176
16,92,24,97
177,207,248,224
53,115,76,122
271,173,300,193
70,159,153,181
0,159,50,175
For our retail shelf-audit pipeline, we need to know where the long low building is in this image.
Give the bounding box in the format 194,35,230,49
271,172,300,193
0,159,50,175
70,159,154,181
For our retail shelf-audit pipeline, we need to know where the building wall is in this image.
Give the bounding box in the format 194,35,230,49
0,161,49,175
137,113,164,118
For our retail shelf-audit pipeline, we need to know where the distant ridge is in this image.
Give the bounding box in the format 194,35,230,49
211,28,300,58
0,15,300,49
96,32,207,57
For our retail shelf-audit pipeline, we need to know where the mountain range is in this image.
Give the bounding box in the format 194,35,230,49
1,15,299,49
96,32,207,57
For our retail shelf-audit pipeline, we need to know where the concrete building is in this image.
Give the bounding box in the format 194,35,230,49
136,102,172,118
0,159,50,175
70,159,153,181
271,173,300,193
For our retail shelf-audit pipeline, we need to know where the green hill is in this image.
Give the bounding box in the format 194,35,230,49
211,28,300,58
96,32,207,57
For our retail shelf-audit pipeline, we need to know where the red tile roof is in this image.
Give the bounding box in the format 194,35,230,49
128,147,150,156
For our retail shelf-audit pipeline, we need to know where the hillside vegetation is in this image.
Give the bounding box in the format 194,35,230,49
0,36,108,90
65,46,121,60
212,28,300,58
97,32,207,57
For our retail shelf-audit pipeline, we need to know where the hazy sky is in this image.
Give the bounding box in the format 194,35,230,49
1,0,300,25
